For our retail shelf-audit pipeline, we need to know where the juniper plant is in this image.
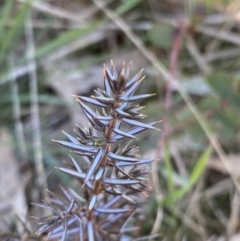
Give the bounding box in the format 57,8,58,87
34,61,160,241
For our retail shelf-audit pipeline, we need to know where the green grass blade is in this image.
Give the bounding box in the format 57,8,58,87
163,147,212,205
164,144,174,194
0,0,32,63
0,0,143,82
159,165,188,187
35,21,101,60
188,147,212,186
0,0,14,39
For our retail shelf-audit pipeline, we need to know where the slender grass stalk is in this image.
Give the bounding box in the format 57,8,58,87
25,12,49,201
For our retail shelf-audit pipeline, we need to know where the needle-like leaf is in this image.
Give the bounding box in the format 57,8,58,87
92,95,115,104
94,208,130,214
113,122,159,140
125,69,143,89
103,178,139,185
104,77,112,96
62,131,79,144
88,194,97,211
123,76,144,97
53,140,97,153
66,198,75,213
122,118,160,130
117,158,153,167
47,190,69,206
59,185,73,202
58,167,86,180
87,221,95,241
61,218,68,241
84,147,104,184
114,107,131,117
76,95,107,107
69,155,82,172
75,124,88,139
113,127,136,139
120,93,156,102
108,151,138,162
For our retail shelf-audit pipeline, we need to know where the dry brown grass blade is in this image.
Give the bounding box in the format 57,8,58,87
184,47,240,68
175,178,208,240
16,0,81,22
227,190,240,238
207,154,240,177
150,157,163,236
196,25,240,46
186,35,212,74
169,205,205,236
16,0,111,23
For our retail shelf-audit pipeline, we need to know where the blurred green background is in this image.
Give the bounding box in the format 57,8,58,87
0,0,240,240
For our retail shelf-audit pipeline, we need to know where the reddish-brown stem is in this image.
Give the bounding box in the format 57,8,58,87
155,19,187,160
87,93,122,221
165,19,187,110
151,18,189,238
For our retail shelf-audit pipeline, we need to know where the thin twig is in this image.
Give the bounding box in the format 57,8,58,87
166,20,188,175
24,12,48,201
92,0,240,195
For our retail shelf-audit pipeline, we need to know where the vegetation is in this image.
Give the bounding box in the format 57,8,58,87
0,0,240,241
